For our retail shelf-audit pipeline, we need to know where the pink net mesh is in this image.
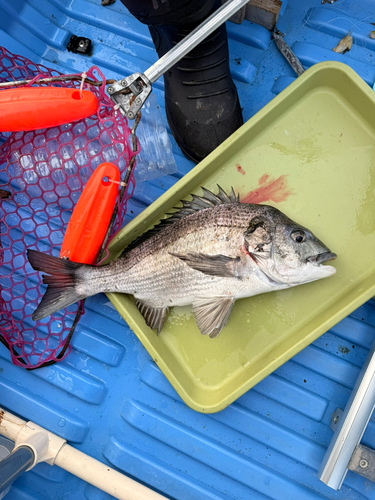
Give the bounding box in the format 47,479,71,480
0,46,138,369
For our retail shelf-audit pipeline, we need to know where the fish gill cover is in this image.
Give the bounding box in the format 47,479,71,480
0,46,138,369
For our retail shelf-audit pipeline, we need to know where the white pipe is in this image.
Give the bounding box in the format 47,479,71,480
0,409,25,442
0,408,167,500
55,444,165,500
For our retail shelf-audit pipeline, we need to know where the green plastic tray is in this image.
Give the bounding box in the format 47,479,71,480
107,62,375,413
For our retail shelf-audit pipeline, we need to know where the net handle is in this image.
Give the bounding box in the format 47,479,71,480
22,109,141,370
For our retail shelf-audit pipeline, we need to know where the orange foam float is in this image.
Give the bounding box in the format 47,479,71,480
0,87,99,131
60,162,120,264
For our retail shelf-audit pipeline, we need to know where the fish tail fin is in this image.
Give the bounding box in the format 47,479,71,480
27,249,88,321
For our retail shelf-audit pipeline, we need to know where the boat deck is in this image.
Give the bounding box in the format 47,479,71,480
0,0,375,499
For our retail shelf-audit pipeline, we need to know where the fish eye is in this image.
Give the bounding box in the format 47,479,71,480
291,230,306,243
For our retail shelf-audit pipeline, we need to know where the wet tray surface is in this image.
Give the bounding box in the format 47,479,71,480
108,62,375,413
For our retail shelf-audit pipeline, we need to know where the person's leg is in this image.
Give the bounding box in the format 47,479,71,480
120,0,243,163
122,0,219,26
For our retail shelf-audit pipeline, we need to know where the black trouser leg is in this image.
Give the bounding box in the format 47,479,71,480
120,0,243,162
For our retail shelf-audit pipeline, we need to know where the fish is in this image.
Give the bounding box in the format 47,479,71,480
27,187,337,338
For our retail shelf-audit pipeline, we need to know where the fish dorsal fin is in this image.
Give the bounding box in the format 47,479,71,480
170,252,242,279
193,296,235,338
122,186,239,255
135,299,168,334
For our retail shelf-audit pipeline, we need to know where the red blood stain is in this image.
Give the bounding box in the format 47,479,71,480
240,174,293,204
236,163,246,175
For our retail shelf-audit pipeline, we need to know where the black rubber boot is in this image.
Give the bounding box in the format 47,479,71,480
120,0,243,163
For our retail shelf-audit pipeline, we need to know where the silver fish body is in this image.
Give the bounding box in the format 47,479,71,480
28,187,337,338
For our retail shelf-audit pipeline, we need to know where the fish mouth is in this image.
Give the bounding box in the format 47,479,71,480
306,252,337,266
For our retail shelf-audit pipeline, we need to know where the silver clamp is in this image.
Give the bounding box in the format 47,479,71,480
107,73,152,120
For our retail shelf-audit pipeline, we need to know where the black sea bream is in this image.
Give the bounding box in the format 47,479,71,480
28,187,337,338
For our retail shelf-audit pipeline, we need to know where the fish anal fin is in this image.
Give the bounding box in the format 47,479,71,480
170,252,241,279
135,299,168,335
193,296,235,338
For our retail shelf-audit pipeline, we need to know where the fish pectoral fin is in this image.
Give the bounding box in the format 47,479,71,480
193,296,235,338
248,251,285,285
135,299,168,335
170,252,241,279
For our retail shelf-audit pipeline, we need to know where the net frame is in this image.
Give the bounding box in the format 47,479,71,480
0,46,139,369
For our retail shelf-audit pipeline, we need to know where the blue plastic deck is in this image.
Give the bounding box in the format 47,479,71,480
0,1,375,499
